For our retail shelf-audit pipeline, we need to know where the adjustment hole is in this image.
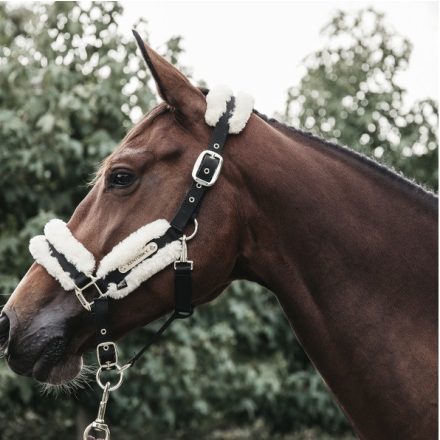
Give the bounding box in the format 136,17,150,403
100,328,107,335
203,168,210,175
213,143,220,149
103,345,109,351
189,197,195,203
196,183,202,189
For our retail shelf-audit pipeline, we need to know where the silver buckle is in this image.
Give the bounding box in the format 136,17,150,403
192,150,223,187
174,235,193,270
96,341,118,369
74,289,93,311
74,276,105,311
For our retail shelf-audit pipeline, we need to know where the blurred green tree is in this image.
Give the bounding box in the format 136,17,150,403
0,1,157,294
284,8,438,190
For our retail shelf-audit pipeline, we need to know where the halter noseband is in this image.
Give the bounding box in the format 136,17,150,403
29,87,253,439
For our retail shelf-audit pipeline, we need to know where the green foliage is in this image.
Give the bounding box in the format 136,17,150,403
284,8,438,190
105,282,348,437
0,1,155,292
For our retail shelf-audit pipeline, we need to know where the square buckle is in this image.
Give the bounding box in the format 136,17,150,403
74,276,105,311
191,150,223,187
96,342,118,369
174,260,194,270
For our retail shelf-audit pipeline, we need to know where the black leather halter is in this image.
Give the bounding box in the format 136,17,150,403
49,97,236,372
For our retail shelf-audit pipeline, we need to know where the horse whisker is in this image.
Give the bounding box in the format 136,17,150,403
39,362,96,397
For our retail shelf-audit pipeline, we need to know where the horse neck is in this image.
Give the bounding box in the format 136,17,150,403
229,115,438,439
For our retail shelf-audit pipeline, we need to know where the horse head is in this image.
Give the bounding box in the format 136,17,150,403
0,33,251,384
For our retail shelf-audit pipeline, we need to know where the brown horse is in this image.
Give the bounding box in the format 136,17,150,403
0,35,437,440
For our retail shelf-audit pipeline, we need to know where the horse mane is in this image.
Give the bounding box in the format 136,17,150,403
252,109,438,209
198,87,437,206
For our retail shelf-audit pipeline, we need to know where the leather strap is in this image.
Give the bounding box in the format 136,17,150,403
92,298,117,369
171,97,235,232
174,262,193,317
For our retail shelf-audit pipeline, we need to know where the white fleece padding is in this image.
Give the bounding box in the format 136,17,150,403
104,240,182,299
205,86,254,134
30,218,182,300
205,85,233,127
44,219,95,275
228,91,254,134
29,235,76,291
96,219,173,278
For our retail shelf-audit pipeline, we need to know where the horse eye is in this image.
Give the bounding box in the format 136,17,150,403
109,170,136,188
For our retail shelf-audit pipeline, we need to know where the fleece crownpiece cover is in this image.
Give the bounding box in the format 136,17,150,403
205,85,254,134
29,219,182,300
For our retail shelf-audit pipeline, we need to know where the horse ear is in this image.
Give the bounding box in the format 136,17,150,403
132,30,205,121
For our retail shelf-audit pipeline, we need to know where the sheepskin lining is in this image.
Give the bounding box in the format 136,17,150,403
205,85,254,134
29,219,182,300
29,235,77,291
44,219,95,275
104,241,182,299
96,219,172,278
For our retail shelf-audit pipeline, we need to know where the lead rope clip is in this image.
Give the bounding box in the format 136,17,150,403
83,382,111,440
174,235,193,270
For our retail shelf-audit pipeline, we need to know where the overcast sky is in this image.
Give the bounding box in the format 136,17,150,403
119,1,439,117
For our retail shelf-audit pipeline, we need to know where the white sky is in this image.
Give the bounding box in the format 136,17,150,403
118,0,439,117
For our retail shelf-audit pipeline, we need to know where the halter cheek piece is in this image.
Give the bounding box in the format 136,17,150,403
29,88,253,440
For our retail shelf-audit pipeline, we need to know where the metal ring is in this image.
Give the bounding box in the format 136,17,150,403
181,218,198,241
83,423,110,440
96,365,124,391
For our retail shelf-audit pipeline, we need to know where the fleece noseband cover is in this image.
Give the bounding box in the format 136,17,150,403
29,219,181,299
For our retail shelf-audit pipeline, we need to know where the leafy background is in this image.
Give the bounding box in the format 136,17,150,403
0,2,437,440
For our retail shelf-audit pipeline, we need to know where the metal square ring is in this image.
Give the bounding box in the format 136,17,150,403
96,341,118,368
74,276,106,311
191,150,223,187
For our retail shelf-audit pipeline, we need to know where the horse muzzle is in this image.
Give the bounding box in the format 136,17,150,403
0,306,82,384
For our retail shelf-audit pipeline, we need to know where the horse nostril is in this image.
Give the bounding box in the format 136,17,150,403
0,313,10,349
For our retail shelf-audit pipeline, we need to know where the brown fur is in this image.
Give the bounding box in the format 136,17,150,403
2,39,438,440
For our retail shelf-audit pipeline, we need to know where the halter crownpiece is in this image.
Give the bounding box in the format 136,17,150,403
205,85,254,133
28,86,254,440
